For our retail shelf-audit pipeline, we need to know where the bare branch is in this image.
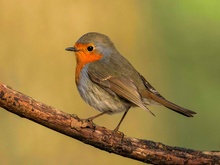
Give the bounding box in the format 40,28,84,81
0,82,219,164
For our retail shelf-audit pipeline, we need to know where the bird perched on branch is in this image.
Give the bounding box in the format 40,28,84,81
66,32,196,132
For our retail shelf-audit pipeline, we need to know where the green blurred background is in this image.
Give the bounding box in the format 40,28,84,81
0,0,220,164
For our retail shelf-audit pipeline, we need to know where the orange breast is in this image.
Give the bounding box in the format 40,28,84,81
74,43,103,85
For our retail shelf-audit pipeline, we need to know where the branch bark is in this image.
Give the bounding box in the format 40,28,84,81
0,82,219,164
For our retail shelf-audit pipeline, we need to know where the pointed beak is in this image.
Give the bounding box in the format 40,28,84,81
65,46,78,52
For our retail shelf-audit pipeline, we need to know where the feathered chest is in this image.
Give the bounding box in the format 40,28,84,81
74,48,103,85
76,65,130,113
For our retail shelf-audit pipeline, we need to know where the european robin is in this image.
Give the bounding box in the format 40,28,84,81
66,32,196,132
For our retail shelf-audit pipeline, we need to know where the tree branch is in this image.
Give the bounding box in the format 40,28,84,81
0,82,219,164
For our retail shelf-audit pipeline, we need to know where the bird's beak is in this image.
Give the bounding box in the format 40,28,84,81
65,46,78,52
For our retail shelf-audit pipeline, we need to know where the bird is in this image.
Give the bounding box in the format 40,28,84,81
65,32,196,132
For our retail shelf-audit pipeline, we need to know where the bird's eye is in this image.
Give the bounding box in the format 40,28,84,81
87,46,94,52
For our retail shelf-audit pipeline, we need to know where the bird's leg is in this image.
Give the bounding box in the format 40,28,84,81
113,109,129,134
86,110,111,122
83,111,111,132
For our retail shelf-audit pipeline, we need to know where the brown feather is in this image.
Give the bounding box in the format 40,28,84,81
140,75,196,117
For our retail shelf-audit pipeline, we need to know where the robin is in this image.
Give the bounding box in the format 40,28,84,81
66,32,196,132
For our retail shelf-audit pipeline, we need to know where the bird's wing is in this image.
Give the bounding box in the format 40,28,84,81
87,63,155,116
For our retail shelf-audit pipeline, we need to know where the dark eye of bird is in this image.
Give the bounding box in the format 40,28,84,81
87,46,94,52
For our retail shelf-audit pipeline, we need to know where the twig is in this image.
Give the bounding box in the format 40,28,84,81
0,82,219,164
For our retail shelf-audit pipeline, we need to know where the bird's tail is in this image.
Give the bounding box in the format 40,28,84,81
140,74,196,117
155,96,196,117
143,89,196,117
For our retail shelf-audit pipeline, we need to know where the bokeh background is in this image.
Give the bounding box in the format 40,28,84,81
1,0,220,164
